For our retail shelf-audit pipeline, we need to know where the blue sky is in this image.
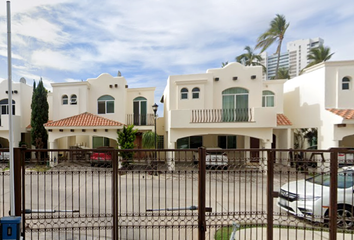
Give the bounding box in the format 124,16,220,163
0,0,354,116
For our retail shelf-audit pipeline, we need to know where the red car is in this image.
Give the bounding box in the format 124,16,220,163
90,149,113,167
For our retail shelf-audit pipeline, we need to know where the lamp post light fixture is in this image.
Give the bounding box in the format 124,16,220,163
152,103,158,151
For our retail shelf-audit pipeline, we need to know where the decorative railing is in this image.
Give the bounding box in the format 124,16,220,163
191,108,253,123
126,114,155,126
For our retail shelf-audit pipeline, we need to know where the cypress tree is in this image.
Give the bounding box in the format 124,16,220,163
31,79,49,149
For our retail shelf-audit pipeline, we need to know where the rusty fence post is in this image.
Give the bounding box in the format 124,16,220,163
329,148,338,240
13,147,22,217
267,149,274,240
112,149,118,240
198,147,206,240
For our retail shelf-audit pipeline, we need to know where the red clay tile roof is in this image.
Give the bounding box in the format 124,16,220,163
27,120,53,130
44,112,124,127
327,109,354,120
277,114,292,126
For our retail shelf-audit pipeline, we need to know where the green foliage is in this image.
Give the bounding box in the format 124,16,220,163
236,46,266,73
142,131,157,149
302,45,334,71
294,128,317,149
271,67,290,79
117,125,138,160
31,79,49,149
221,61,229,68
256,14,289,79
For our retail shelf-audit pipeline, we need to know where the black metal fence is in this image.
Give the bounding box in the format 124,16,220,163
0,147,354,239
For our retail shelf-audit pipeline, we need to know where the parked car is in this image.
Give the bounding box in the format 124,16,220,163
278,167,354,228
90,147,113,167
338,148,354,167
193,148,228,168
0,151,10,161
290,146,318,169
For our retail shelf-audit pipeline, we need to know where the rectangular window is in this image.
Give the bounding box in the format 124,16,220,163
107,101,114,113
93,137,110,148
262,96,274,107
343,83,349,90
177,136,202,149
192,92,199,99
218,136,237,149
181,93,188,99
98,101,105,114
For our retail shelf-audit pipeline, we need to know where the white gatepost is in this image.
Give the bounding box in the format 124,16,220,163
167,141,176,171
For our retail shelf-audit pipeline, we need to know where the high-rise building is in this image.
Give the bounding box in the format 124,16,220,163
287,37,324,78
261,37,324,80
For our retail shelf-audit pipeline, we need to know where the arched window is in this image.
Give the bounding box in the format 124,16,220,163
262,90,275,107
342,77,351,90
0,99,15,115
98,95,115,114
133,97,147,125
62,95,68,105
222,88,249,122
192,87,200,99
181,88,188,99
70,94,77,105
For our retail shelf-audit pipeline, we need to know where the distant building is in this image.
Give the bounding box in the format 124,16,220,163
262,37,324,80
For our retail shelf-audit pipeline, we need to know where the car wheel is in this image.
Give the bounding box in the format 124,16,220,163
336,205,354,229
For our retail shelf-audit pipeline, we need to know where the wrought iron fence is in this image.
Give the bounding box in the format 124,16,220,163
0,147,354,239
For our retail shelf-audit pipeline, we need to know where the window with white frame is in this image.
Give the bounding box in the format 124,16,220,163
192,87,200,99
181,88,188,99
70,94,77,105
262,90,275,107
342,77,351,90
62,95,68,105
98,95,115,114
177,136,202,149
0,99,15,115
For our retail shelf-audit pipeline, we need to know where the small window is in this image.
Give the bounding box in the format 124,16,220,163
98,95,115,114
70,95,77,105
262,91,275,107
177,136,202,149
62,95,68,105
342,77,350,90
218,136,237,149
181,88,188,99
192,87,200,99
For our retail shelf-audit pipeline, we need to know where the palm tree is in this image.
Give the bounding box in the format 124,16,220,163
274,67,290,79
256,14,290,79
236,46,266,72
303,45,334,70
221,61,229,68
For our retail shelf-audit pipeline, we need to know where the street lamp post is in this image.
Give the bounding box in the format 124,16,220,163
152,103,158,151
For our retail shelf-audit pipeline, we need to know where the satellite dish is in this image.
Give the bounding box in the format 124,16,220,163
118,71,121,77
19,77,26,84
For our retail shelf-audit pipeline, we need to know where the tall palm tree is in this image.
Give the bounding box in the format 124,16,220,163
303,45,334,70
271,67,290,79
236,46,266,72
256,14,290,79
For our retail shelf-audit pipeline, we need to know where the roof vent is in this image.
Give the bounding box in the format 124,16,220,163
251,75,256,80
214,77,219,81
233,76,238,81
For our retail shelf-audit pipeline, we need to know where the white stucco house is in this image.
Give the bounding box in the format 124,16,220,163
160,62,293,160
284,60,354,150
0,78,33,149
44,73,156,152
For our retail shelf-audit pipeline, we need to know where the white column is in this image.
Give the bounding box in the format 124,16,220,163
49,141,58,167
167,141,176,171
261,140,272,173
244,136,250,162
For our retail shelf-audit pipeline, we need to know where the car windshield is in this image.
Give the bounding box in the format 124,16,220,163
306,171,354,189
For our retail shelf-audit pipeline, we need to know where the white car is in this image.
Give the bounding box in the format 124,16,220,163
205,148,228,168
278,167,354,228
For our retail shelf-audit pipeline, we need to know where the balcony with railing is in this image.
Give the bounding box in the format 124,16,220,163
191,108,254,123
126,114,154,126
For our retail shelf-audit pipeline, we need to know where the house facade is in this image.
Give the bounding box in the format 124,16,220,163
160,62,292,159
0,78,33,149
284,60,354,149
45,73,156,153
